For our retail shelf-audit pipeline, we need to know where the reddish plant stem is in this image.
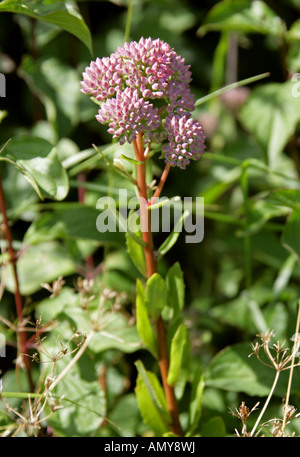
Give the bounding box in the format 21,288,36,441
132,133,183,437
149,162,171,206
77,171,94,272
0,171,34,391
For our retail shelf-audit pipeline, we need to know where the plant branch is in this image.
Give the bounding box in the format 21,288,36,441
0,170,33,391
132,133,183,436
149,162,171,206
49,331,94,393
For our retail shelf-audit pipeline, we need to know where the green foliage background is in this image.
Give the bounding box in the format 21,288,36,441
1,0,300,437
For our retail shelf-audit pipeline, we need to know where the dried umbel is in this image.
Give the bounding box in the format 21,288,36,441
81,37,205,169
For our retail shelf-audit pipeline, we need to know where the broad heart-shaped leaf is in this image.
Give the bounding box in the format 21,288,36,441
0,136,69,200
197,0,285,36
135,279,158,358
204,342,300,397
239,81,300,168
282,210,300,260
0,0,92,54
135,360,170,436
145,273,168,320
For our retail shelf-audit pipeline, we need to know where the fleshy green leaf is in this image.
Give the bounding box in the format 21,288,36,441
165,262,185,320
167,323,189,386
0,0,92,53
135,360,170,436
135,279,158,358
126,229,146,276
145,273,168,320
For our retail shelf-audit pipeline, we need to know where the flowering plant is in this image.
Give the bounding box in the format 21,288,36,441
81,37,206,436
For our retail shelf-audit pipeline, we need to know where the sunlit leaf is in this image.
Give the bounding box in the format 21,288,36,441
0,0,92,53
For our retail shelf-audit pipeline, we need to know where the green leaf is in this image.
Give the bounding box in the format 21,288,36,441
187,367,205,437
0,0,92,53
156,209,190,260
200,417,226,438
282,210,300,259
266,189,300,211
88,314,141,354
135,360,170,436
272,254,297,300
47,359,106,437
165,262,185,320
36,288,141,353
237,199,289,237
24,205,125,245
195,72,270,107
135,279,158,358
200,166,241,204
4,241,76,295
19,56,81,137
204,342,300,397
239,81,300,167
125,229,146,276
197,0,285,37
167,323,189,386
0,136,69,200
145,273,168,320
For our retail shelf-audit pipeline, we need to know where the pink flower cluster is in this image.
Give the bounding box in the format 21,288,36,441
81,37,205,168
163,115,205,170
96,87,160,145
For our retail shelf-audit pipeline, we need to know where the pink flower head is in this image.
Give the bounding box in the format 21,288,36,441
81,55,124,103
162,115,206,169
80,37,205,168
96,87,160,144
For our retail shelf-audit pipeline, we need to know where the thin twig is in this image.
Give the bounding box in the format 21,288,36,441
250,370,281,437
49,331,94,392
